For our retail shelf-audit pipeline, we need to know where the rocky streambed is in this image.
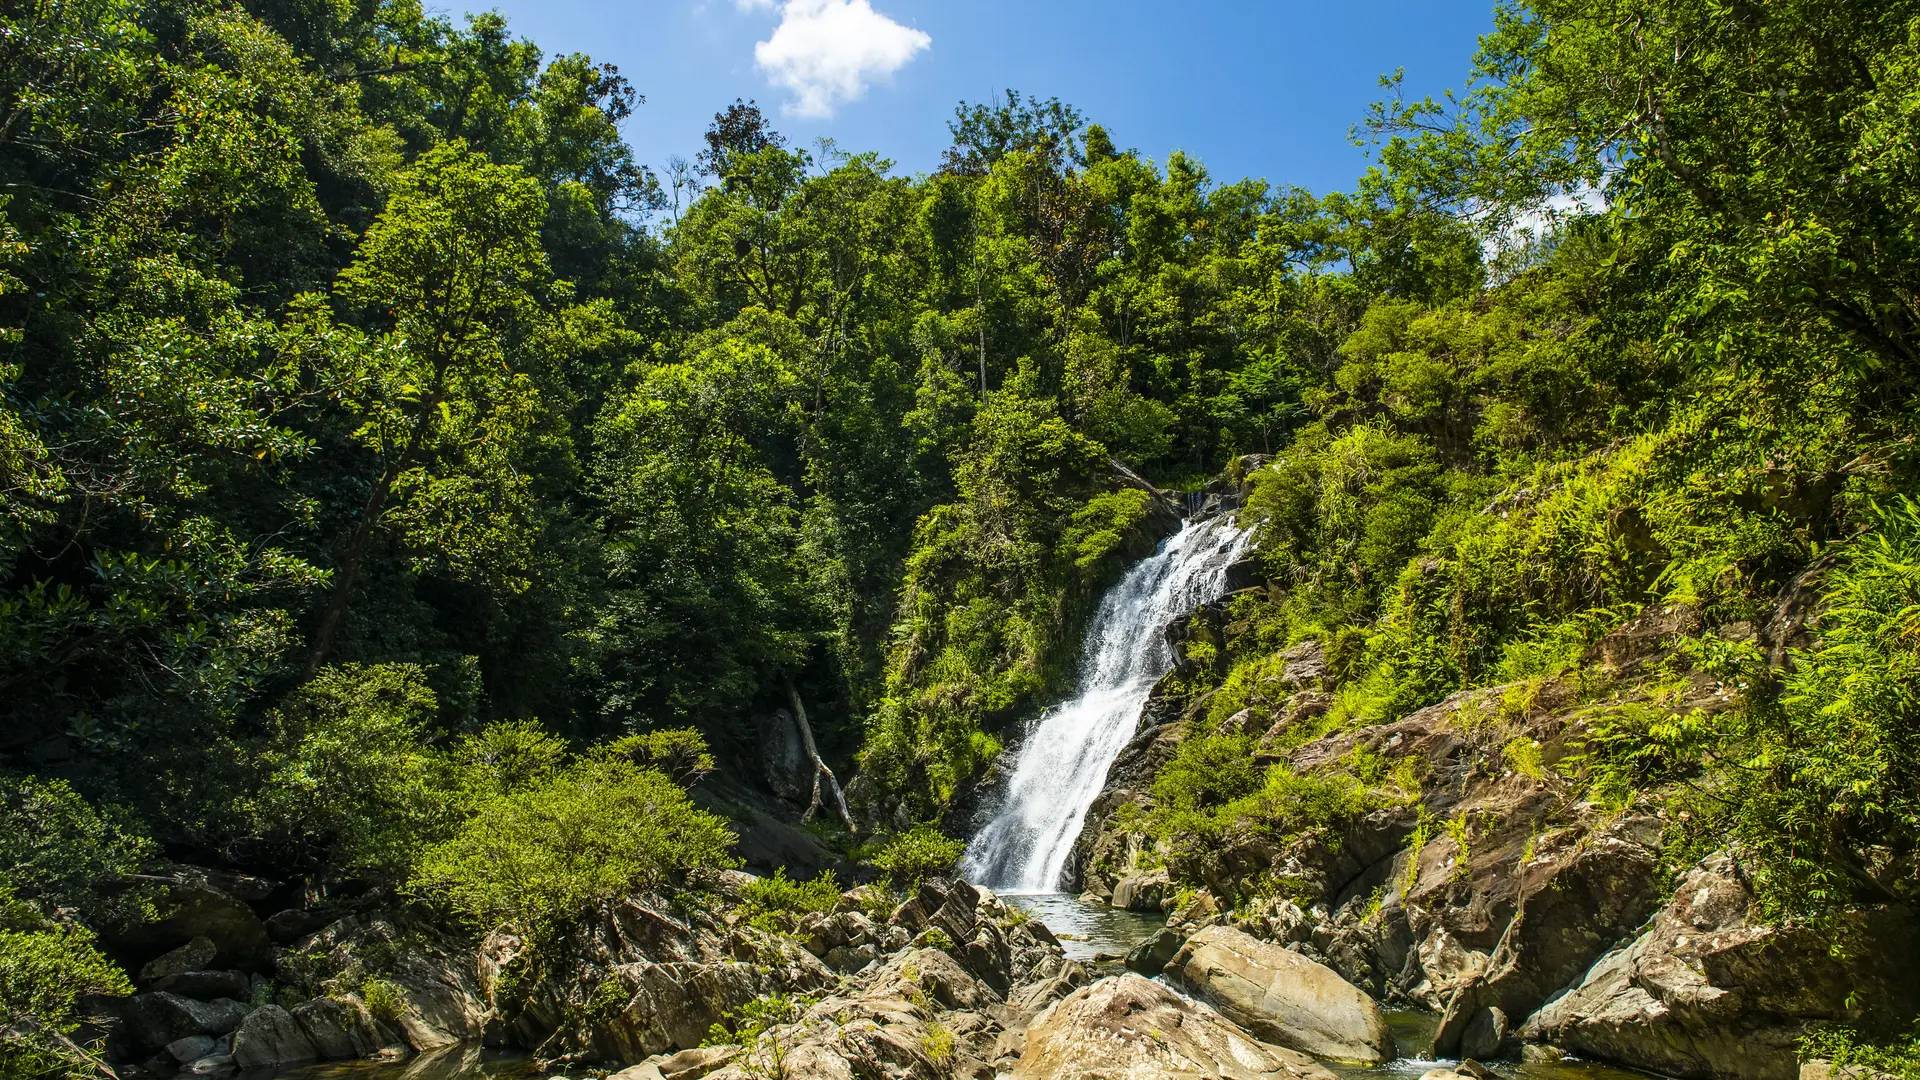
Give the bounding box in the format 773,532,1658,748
95,859,1688,1080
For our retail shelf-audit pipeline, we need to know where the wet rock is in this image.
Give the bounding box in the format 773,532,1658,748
1123,927,1185,976
1016,973,1337,1080
292,996,388,1060
1167,926,1394,1064
164,1035,217,1063
1225,558,1265,593
230,1004,317,1069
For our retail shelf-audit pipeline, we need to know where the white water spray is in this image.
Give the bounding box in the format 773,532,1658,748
962,515,1251,892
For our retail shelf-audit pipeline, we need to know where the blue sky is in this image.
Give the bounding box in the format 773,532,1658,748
450,0,1496,196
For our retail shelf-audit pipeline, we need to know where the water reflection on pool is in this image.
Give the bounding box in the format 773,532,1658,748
996,890,1167,963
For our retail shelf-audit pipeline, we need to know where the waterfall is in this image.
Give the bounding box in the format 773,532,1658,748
961,514,1252,893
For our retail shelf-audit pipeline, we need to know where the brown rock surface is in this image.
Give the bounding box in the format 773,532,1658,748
1166,926,1394,1064
1017,973,1337,1080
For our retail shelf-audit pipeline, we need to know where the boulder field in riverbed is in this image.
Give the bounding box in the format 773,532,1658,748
94,867,1418,1080
1076,601,1920,1080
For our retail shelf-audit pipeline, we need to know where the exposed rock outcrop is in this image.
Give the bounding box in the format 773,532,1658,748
1016,973,1338,1080
614,880,1100,1080
1521,853,1920,1080
1165,926,1393,1064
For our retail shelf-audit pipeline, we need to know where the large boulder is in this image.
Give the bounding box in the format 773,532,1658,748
139,937,217,983
285,914,492,1052
291,996,391,1060
1016,973,1337,1080
1167,926,1394,1064
1522,853,1920,1080
150,970,251,1001
229,1004,317,1069
115,867,275,972
1430,825,1664,1057
1124,926,1185,976
120,993,246,1056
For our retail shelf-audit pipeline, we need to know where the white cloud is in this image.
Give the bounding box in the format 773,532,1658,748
748,0,930,118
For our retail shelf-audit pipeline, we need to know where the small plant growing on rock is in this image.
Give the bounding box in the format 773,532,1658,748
1444,812,1473,881
359,976,408,1023
743,869,841,918
921,1021,956,1067
1503,736,1545,780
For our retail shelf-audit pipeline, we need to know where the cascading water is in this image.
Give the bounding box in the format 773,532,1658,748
962,514,1252,893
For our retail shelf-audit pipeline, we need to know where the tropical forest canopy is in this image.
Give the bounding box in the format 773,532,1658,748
4,0,1920,1068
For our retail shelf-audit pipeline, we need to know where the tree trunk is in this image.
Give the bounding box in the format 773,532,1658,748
785,679,855,832
304,387,445,675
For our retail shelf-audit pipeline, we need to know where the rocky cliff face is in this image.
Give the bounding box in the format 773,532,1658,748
1068,599,1920,1077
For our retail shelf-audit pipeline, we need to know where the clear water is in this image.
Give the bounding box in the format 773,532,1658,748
962,515,1252,891
1328,1011,1664,1079
999,890,1167,964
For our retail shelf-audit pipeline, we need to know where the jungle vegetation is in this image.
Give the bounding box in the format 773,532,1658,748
3,0,1920,1073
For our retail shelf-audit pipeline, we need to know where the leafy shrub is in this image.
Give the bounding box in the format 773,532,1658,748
1150,732,1387,882
741,869,841,922
411,756,737,931
1148,732,1265,844
1800,1024,1920,1080
601,728,717,786
449,719,568,798
358,976,408,1023
0,774,155,929
253,664,451,877
0,889,133,1080
1731,497,1920,916
870,824,966,888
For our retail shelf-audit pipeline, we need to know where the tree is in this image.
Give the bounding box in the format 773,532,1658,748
305,142,552,671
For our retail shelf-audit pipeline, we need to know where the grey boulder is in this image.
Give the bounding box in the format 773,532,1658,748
140,937,218,984
292,996,389,1060
230,1004,318,1069
151,970,251,1001
124,993,245,1055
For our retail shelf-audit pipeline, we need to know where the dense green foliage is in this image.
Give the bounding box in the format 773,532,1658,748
869,824,967,889
0,893,133,1080
412,751,736,931
1140,0,1920,921
6,0,1920,1064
